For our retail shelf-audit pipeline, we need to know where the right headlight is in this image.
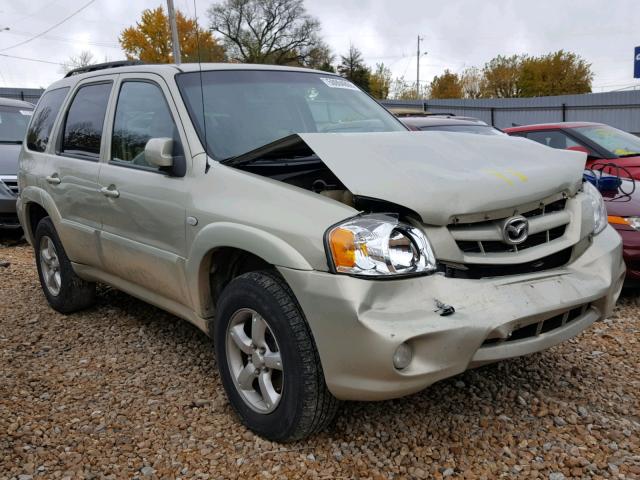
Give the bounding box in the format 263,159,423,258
325,214,437,277
583,181,608,235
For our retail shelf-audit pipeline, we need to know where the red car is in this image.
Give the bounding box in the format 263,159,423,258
504,123,640,283
505,122,640,179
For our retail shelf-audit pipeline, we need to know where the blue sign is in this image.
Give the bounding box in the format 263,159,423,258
635,46,640,78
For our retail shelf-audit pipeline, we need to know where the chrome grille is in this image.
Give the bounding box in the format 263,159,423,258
0,175,18,196
449,198,568,255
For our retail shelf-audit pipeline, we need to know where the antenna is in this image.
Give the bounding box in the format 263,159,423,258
193,0,208,172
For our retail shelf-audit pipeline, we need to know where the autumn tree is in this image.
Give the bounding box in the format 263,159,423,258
460,66,483,99
120,6,226,63
481,54,523,98
388,77,421,100
62,50,95,74
429,69,463,99
337,45,371,92
519,50,593,96
369,63,392,99
208,0,321,65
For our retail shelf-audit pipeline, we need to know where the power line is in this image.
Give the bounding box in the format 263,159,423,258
0,53,66,66
5,29,121,50
0,0,97,52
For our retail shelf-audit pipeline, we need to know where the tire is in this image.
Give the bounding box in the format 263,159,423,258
34,217,96,313
214,270,339,442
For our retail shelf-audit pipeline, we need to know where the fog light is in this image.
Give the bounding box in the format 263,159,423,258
393,343,413,370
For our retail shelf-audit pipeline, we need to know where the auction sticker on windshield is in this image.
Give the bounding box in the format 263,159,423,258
320,77,360,90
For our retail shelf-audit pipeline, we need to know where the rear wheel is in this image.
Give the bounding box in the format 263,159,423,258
214,270,339,442
34,217,96,313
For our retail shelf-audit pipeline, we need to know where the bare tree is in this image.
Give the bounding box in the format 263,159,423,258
61,50,95,74
208,0,321,65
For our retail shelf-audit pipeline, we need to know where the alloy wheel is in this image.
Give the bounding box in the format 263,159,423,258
39,236,61,296
225,308,284,413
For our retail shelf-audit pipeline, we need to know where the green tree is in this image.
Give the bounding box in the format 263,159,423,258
337,45,371,92
120,6,226,63
305,42,335,72
208,0,321,65
519,50,593,96
369,63,392,99
429,69,463,99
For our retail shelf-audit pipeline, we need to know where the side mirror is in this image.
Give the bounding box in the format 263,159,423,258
144,137,174,168
566,145,590,155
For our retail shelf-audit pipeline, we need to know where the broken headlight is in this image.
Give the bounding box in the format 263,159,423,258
583,181,608,235
325,214,437,277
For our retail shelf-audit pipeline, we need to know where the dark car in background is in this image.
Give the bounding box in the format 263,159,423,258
1,97,33,229
505,122,640,180
504,122,640,283
399,114,505,135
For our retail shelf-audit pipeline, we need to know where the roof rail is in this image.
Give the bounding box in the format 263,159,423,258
64,60,145,78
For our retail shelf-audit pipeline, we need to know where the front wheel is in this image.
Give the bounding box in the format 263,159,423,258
214,271,339,442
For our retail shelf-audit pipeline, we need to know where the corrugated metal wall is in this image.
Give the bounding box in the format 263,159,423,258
381,90,640,134
0,87,44,105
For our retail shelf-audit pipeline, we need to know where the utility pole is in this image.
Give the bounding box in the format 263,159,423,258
167,0,181,65
416,35,423,98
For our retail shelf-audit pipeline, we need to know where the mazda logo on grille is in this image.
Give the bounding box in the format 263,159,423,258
502,215,529,245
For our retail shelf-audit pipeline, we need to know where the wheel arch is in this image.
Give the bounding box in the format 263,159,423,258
186,222,313,320
20,187,62,245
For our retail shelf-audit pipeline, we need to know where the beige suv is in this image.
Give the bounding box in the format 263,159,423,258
18,62,625,441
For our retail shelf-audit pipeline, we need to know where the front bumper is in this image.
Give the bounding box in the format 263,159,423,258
279,226,625,401
0,191,19,229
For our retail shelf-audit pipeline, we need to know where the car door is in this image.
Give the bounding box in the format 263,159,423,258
38,78,115,267
98,74,191,306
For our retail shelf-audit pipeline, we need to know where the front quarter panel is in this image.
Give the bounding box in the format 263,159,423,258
185,161,359,316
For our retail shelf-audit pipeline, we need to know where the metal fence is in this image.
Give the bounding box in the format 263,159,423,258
381,90,640,135
0,87,44,105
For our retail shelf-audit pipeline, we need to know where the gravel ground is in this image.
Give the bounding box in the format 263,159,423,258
1,236,639,480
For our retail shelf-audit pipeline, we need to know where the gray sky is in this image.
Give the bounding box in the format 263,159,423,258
1,0,639,92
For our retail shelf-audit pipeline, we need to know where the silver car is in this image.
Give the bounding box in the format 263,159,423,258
17,62,624,441
0,97,33,229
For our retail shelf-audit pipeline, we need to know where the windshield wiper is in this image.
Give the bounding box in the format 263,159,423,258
617,153,640,158
0,140,23,144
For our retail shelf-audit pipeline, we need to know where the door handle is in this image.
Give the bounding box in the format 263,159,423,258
100,185,120,198
45,174,61,185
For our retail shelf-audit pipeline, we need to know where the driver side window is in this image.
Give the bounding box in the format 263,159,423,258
111,81,182,169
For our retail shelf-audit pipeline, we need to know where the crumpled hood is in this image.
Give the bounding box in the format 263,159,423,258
0,143,21,174
299,131,586,225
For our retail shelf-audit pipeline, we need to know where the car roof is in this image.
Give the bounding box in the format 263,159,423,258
400,116,489,128
0,97,35,109
46,62,337,91
504,122,602,133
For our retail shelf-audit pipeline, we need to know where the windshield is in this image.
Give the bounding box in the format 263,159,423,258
0,105,33,143
575,124,640,158
176,70,406,160
418,124,504,135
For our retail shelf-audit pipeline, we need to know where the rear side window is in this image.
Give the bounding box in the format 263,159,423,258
62,82,112,158
26,87,69,152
